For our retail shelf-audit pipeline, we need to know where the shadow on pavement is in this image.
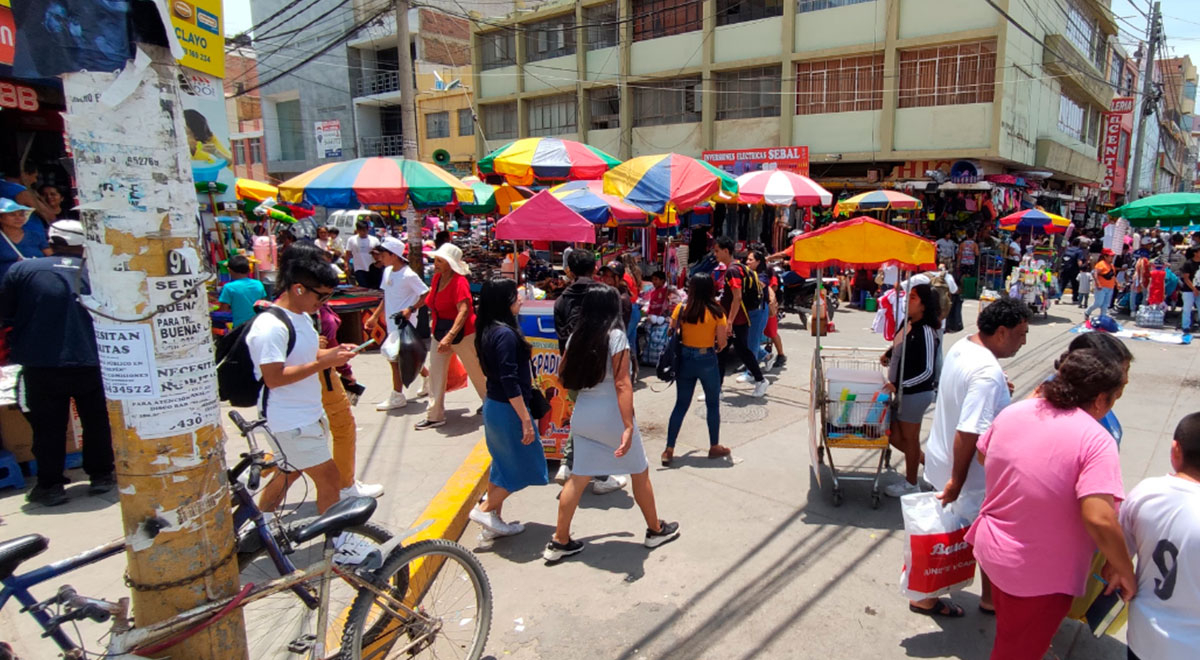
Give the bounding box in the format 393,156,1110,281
663,452,735,470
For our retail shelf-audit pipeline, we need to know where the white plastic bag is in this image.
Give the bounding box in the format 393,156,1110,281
381,329,401,363
899,492,977,600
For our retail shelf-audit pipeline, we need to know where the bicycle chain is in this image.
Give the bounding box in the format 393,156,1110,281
123,541,237,592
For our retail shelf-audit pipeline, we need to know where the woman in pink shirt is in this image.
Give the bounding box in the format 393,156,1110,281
967,349,1136,660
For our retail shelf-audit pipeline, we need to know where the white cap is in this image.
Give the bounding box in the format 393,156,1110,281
381,236,408,261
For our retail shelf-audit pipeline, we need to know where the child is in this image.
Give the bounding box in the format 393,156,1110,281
645,270,680,321
218,254,268,328
1076,260,1092,309
1120,413,1200,660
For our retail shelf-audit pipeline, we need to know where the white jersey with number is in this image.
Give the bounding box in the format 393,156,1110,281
1120,475,1200,660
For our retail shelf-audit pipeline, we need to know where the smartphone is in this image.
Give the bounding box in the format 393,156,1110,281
350,338,376,354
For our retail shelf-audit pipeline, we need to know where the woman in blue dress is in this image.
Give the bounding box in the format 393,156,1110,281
469,278,549,541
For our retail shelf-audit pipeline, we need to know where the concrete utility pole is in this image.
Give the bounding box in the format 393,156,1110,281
62,47,247,657
1129,1,1162,200
396,0,423,263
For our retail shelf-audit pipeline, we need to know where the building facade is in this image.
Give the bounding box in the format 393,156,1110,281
224,47,269,181
472,0,1122,194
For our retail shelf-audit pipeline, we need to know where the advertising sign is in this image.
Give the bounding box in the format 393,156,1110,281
169,0,225,78
529,336,573,459
1110,97,1135,114
0,1,14,67
701,147,809,176
180,68,235,204
1100,112,1124,192
315,120,343,158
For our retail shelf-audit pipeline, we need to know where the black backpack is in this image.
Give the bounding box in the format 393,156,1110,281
735,264,763,312
215,306,295,409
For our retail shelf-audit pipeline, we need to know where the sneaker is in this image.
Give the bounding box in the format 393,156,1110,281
879,471,906,486
735,373,754,384
554,463,571,485
884,480,920,498
591,475,628,494
26,484,68,507
415,378,429,398
375,391,408,411
340,480,384,499
88,473,117,495
919,477,937,492
414,418,445,430
543,538,585,562
774,355,788,369
644,520,681,548
469,507,504,534
708,444,731,459
752,380,769,398
764,353,778,372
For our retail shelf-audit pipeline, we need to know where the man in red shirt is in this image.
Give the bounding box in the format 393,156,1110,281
714,237,767,398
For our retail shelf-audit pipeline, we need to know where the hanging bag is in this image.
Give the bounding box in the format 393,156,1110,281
899,492,977,600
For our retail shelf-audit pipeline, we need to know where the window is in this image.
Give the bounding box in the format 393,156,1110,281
897,40,996,108
715,66,780,120
717,0,782,26
480,31,516,70
426,111,450,139
528,94,577,136
232,139,244,165
458,108,474,136
633,77,701,127
632,0,703,42
483,102,517,140
248,137,263,164
526,14,576,62
797,0,875,13
1117,129,1130,166
1064,0,1106,70
1109,51,1124,88
275,99,304,161
589,87,620,129
795,54,883,114
1058,94,1085,140
586,3,619,50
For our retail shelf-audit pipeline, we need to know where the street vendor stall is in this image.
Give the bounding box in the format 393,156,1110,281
790,217,936,507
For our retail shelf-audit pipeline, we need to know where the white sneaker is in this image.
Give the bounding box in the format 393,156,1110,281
554,463,571,485
764,353,778,372
375,391,407,411
340,480,384,500
736,373,754,384
485,520,525,538
592,475,628,495
884,480,920,498
415,377,429,398
469,507,504,534
752,380,769,398
879,471,906,486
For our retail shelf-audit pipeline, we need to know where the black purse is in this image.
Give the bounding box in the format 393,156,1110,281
655,328,682,383
433,318,465,344
529,389,552,420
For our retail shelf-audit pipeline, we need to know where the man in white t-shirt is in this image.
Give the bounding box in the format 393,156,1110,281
910,296,1031,617
247,254,358,514
345,219,381,287
367,236,430,410
1120,412,1200,660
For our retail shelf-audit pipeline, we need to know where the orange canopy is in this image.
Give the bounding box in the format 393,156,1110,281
789,216,936,276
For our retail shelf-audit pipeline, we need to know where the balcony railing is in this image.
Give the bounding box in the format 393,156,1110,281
357,70,399,97
359,134,407,157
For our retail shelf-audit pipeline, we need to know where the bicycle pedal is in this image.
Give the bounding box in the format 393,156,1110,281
287,634,317,653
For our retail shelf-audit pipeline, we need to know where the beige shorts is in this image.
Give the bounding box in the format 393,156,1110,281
268,418,333,471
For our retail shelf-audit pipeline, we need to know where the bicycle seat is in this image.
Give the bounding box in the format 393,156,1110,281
291,497,377,544
0,534,49,580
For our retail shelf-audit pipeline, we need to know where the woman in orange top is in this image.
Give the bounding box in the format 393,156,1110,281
1085,248,1117,320
662,273,730,467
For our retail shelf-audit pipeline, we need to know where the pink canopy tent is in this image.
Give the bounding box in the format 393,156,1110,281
494,190,596,243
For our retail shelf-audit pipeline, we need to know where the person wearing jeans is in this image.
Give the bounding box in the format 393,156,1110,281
663,274,729,467
713,237,768,398
743,249,771,366
1180,247,1199,332
1085,248,1117,320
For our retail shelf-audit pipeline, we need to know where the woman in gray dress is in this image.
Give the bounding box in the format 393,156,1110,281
544,284,681,562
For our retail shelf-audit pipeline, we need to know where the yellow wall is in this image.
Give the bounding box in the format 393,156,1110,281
794,1,887,53
897,0,998,40
416,65,477,169
893,104,992,151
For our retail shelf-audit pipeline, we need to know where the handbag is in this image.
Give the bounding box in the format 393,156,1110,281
529,388,551,420
433,318,465,345
655,328,682,383
899,492,977,600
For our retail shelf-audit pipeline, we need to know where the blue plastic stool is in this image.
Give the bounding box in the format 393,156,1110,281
0,449,27,490
65,452,82,470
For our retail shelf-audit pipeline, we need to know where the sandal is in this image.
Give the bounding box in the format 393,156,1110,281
978,604,996,615
908,598,965,618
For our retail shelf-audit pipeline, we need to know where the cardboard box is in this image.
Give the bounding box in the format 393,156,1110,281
0,401,85,463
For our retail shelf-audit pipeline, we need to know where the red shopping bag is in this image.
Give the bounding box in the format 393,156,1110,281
900,492,977,600
446,355,468,393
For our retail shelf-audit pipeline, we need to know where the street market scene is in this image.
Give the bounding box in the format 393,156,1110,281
2,0,1200,659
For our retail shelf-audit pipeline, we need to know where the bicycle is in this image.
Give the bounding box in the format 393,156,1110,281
0,411,493,659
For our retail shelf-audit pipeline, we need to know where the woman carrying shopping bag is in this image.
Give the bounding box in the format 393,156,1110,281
415,243,487,430
545,284,680,562
662,274,729,467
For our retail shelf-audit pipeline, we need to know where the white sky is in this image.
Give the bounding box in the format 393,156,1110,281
225,0,253,36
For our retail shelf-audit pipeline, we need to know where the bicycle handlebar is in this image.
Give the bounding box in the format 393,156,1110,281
228,410,266,436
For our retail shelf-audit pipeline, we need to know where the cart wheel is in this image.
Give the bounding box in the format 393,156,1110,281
871,492,881,509
832,488,844,507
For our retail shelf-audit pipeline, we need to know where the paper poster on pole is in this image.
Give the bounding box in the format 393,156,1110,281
122,354,219,439
315,120,342,158
93,323,160,399
147,274,211,353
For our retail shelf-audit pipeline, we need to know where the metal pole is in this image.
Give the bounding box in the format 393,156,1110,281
1129,1,1161,199
396,0,422,264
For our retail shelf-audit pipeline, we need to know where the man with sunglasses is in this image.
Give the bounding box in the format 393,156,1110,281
247,255,358,514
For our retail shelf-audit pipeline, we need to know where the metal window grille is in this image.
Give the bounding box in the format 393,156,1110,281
632,0,703,42
795,54,883,115
717,0,783,27
797,0,875,14
897,40,997,109
275,100,304,161
458,108,475,136
589,87,620,129
1058,94,1085,140
526,14,576,62
480,32,516,70
483,102,518,140
715,66,781,120
633,77,702,127
426,111,450,139
586,3,619,50
528,94,577,136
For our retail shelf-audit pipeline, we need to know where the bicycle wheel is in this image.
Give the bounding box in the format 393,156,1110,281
238,518,399,659
339,539,492,660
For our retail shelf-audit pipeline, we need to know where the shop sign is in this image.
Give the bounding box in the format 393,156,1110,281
315,120,343,158
1100,112,1124,192
170,0,224,78
701,147,809,176
0,79,37,111
0,1,14,67
1110,97,1135,114
892,160,952,180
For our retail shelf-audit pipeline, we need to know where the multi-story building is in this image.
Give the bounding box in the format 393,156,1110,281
472,0,1122,193
414,65,478,177
224,47,269,181
1098,42,1138,206
1154,56,1196,193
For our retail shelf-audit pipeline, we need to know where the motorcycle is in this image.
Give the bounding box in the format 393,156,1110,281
774,264,838,328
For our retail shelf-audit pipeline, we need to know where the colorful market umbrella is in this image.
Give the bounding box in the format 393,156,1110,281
789,216,936,275
477,137,621,186
494,191,596,243
1108,192,1200,227
234,178,277,203
603,153,738,214
736,170,832,207
510,180,648,226
278,157,473,209
834,190,922,216
998,208,1071,234
457,177,530,215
